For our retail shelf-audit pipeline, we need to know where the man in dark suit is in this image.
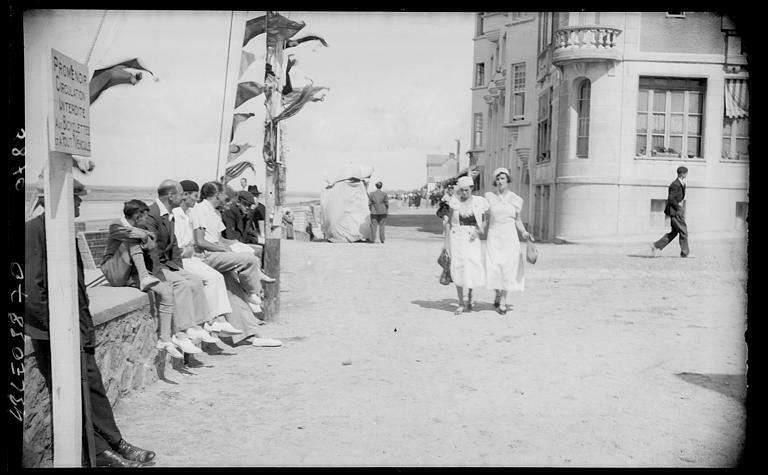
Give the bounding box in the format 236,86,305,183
140,180,214,349
368,181,389,243
222,191,260,246
652,166,690,258
25,179,155,467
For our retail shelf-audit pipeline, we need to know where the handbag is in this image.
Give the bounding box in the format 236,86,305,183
437,248,453,285
526,238,538,265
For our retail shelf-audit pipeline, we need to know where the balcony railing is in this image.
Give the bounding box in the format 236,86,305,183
551,26,622,65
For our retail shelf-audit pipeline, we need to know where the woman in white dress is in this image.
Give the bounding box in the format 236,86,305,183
443,176,489,315
484,168,532,315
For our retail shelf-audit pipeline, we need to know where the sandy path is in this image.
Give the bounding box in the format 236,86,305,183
113,209,746,467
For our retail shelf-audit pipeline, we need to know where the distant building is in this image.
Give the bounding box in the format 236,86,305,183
426,153,459,189
470,12,749,240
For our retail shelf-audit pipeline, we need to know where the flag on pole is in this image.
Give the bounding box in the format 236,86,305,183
227,143,254,163
231,113,255,141
286,34,328,48
89,58,155,104
284,85,329,103
225,160,256,180
266,11,305,48
239,50,257,78
281,56,297,95
274,84,315,122
235,81,265,108
243,14,267,46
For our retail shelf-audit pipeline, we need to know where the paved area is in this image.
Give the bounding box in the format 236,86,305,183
113,208,747,467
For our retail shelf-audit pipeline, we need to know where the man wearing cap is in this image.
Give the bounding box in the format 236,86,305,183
247,185,267,244
651,166,691,258
222,190,261,248
368,181,389,243
25,178,155,467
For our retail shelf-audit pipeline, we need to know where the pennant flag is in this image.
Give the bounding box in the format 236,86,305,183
225,160,256,180
266,11,305,48
243,14,267,46
227,143,254,163
284,86,329,103
286,34,329,49
231,113,255,141
89,58,155,104
262,121,276,166
239,50,256,78
235,81,265,108
274,84,315,123
282,56,297,95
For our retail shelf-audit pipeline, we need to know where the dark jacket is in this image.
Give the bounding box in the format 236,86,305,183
139,201,183,278
249,202,266,235
24,214,96,348
222,203,260,244
664,178,686,217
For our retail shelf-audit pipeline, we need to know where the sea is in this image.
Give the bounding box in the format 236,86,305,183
24,185,321,230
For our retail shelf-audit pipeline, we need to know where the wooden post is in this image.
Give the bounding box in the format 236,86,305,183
45,48,91,466
45,153,83,467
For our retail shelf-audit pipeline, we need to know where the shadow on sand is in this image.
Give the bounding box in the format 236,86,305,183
411,298,501,314
676,372,746,402
387,213,443,235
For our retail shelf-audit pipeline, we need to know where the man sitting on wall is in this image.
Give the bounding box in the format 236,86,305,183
25,179,155,467
221,190,262,251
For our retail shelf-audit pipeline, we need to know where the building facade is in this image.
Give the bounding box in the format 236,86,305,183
469,12,749,240
426,153,460,188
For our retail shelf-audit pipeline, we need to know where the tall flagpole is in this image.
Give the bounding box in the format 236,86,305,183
215,11,235,180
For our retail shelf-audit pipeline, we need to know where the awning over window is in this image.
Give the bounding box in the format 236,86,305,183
725,79,749,119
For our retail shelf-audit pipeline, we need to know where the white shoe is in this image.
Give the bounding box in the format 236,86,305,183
186,326,219,343
209,321,243,335
250,338,282,347
650,243,661,258
171,335,202,354
156,339,184,359
249,302,263,314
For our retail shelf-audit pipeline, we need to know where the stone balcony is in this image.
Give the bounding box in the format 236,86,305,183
551,26,623,65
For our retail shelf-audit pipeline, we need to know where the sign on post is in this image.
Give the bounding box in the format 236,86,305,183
45,48,89,467
49,48,91,156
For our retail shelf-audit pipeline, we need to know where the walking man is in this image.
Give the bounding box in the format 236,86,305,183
368,181,389,243
651,166,690,258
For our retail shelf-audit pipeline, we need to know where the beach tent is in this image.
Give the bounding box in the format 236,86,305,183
320,164,373,243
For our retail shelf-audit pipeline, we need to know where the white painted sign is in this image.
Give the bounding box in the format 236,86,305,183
49,48,91,156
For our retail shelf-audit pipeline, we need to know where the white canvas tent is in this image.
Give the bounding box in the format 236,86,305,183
320,164,373,243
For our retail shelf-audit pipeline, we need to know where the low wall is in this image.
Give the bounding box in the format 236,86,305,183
23,286,174,468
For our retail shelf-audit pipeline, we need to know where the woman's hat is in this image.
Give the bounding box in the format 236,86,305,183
493,167,511,179
457,176,474,188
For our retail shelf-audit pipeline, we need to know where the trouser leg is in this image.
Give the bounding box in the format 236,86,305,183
379,216,386,243
161,269,201,332
149,281,174,340
83,348,122,453
127,243,151,279
653,220,678,250
203,252,262,295
673,215,689,256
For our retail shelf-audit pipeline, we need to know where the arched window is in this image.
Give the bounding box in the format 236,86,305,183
576,80,591,158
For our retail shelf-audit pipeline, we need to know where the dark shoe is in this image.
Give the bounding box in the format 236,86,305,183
116,439,155,463
95,449,143,468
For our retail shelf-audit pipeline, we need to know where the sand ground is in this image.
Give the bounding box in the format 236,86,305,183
113,207,747,467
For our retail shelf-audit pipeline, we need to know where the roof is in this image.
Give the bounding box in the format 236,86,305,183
426,154,457,167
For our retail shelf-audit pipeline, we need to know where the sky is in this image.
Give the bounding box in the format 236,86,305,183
24,10,474,193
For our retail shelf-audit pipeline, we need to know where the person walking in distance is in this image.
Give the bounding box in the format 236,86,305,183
368,181,389,243
651,166,691,258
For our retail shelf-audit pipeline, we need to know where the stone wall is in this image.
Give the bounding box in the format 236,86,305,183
22,287,173,468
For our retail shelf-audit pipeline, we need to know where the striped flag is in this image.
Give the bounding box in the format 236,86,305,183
231,113,255,141
227,143,253,163
225,160,256,180
235,81,265,108
274,84,314,123
284,85,329,103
